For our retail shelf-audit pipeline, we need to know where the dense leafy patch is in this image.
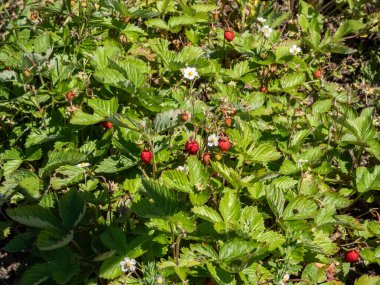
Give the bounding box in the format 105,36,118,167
0,0,379,284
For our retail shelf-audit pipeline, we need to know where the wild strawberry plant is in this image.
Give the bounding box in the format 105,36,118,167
0,0,379,284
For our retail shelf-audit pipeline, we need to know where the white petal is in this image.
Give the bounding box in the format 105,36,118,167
129,265,136,272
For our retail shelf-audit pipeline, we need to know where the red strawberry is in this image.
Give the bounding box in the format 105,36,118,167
218,137,231,152
225,117,232,127
185,139,199,155
203,153,211,165
101,121,113,129
224,30,235,42
66,91,75,101
260,85,268,93
345,250,359,263
141,149,153,164
314,69,322,79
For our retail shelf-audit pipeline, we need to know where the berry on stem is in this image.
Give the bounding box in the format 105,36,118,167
224,30,235,42
314,69,322,79
345,250,359,263
218,135,231,152
141,150,153,164
260,85,268,93
225,117,232,127
101,121,113,129
203,153,211,165
185,139,199,155
66,91,75,101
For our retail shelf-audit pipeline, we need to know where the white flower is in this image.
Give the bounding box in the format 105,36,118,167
289,44,301,55
261,25,273,38
183,67,198,80
283,273,290,281
156,275,165,284
207,134,219,147
120,257,136,272
257,17,267,23
76,162,90,168
177,166,185,171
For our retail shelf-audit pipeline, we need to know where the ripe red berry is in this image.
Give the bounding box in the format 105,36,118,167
101,121,113,129
314,69,322,79
203,153,211,165
225,117,232,127
66,91,75,101
224,30,235,42
345,250,359,263
141,150,153,164
218,137,231,152
260,85,268,93
185,139,199,155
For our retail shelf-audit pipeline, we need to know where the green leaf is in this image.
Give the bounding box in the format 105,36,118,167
334,20,365,39
354,275,380,285
101,226,127,255
168,15,198,28
211,161,240,188
191,4,219,13
20,263,52,285
44,247,80,284
99,256,124,279
219,191,240,226
239,207,265,235
37,228,73,250
145,18,170,30
141,178,178,216
154,109,180,133
51,166,84,190
312,99,333,114
355,166,380,193
206,263,236,285
34,33,51,53
7,206,61,229
3,232,34,252
219,240,257,261
265,187,285,219
254,231,285,251
39,149,86,177
246,143,281,163
108,58,147,89
59,189,86,229
3,159,23,177
283,196,318,220
192,206,223,224
70,97,119,125
95,155,137,173
271,176,298,190
280,72,305,90
162,169,192,193
188,155,209,187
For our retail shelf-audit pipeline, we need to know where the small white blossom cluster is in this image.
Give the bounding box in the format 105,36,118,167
256,16,272,38
261,25,273,38
289,44,302,55
156,275,165,284
207,134,219,147
182,67,198,80
76,162,90,168
120,257,136,272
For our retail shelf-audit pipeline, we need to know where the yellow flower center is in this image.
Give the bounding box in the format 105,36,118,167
188,71,194,77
